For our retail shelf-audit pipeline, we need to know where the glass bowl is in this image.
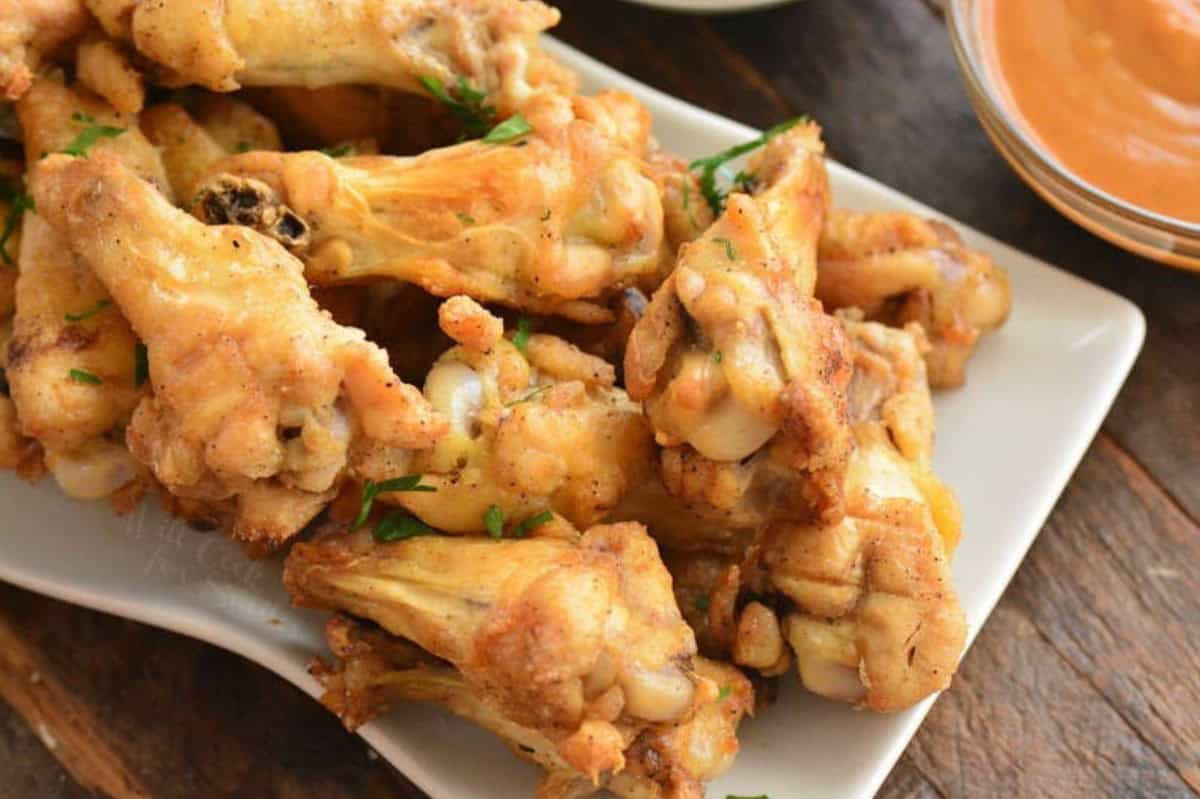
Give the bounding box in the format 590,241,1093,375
946,0,1200,271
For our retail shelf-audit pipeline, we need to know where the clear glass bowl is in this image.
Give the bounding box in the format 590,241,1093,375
946,0,1200,271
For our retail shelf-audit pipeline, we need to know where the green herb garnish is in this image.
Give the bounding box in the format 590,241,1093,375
511,317,532,354
456,212,476,225
64,299,111,323
61,112,125,157
484,504,504,539
713,351,723,364
718,685,732,700
419,75,496,139
235,141,252,153
0,181,32,267
69,368,102,385
689,116,808,214
134,342,149,387
353,476,437,530
512,510,553,539
681,180,700,231
483,113,532,144
373,510,433,542
320,143,354,158
506,384,550,407
712,237,737,261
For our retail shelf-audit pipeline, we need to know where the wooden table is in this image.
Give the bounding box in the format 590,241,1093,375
3,1,1198,797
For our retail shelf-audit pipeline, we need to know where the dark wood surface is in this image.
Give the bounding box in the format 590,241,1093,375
3,1,1199,797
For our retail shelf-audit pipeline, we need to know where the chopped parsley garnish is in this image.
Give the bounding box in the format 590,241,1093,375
235,141,252,153
373,510,433,542
681,180,700,231
456,212,476,225
506,384,551,407
712,237,737,261
134,342,149,387
482,113,532,144
0,178,33,267
689,116,808,214
64,299,111,322
320,143,354,158
69,368,102,385
713,351,723,364
419,75,496,139
61,112,125,157
718,684,732,700
484,504,504,539
353,476,437,530
511,317,532,353
512,510,553,538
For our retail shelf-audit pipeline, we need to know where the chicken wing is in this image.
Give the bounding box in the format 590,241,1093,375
625,123,853,528
817,209,1012,388
7,78,171,502
763,315,965,711
103,0,572,115
191,102,664,322
285,522,708,781
313,614,751,799
32,152,446,545
368,297,653,533
0,0,88,100
76,32,145,114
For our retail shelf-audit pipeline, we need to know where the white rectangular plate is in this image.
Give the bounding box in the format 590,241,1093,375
0,39,1144,799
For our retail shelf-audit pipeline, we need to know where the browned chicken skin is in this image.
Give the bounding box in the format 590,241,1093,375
32,153,446,545
0,0,88,100
625,123,853,530
194,94,665,323
817,209,1012,388
285,522,709,781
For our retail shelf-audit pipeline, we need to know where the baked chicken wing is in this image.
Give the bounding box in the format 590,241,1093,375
763,314,965,711
625,123,853,529
32,152,446,545
191,100,664,323
285,522,709,781
99,0,572,115
0,0,88,100
817,209,1012,388
313,614,751,799
367,296,653,533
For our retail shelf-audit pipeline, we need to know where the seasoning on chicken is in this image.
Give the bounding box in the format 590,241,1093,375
0,0,88,100
32,152,446,545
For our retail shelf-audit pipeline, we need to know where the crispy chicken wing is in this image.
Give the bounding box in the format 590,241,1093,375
313,615,750,799
7,78,171,501
0,0,88,100
817,209,1012,388
104,0,572,113
75,32,145,114
32,152,446,545
369,297,653,533
625,123,852,528
192,99,665,323
285,522,708,781
763,315,965,711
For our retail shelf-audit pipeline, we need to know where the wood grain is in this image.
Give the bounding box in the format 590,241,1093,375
0,700,91,799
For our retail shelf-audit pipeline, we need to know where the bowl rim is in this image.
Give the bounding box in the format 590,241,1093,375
945,0,1200,241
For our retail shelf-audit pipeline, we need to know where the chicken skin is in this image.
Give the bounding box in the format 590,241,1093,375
625,123,853,529
0,0,88,100
98,0,572,114
7,79,172,502
764,315,965,711
313,614,751,799
368,297,653,534
817,209,1012,388
285,522,708,781
192,96,665,324
32,153,446,545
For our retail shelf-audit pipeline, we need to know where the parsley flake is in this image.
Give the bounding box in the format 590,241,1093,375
373,510,433,542
506,384,550,407
61,112,126,157
483,113,533,144
69,368,102,385
420,75,497,139
511,317,532,353
718,685,732,700
0,180,33,267
353,476,436,530
681,180,700,231
713,351,723,364
320,143,354,158
484,504,504,538
689,116,808,214
512,510,553,538
65,299,111,322
456,212,476,225
712,237,737,261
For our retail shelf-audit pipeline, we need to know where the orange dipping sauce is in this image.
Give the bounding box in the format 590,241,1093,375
981,0,1200,223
